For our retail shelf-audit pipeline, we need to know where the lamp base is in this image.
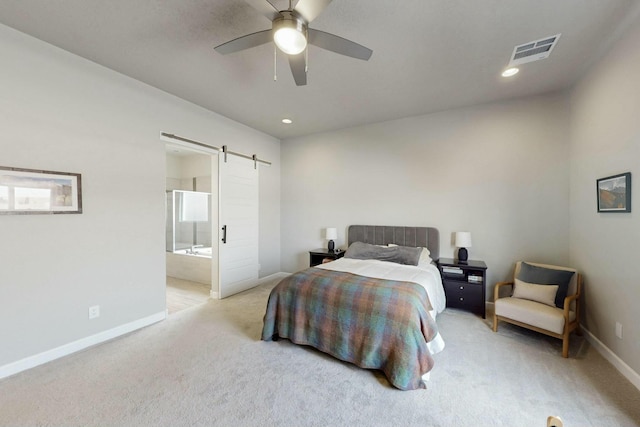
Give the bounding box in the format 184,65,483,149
328,240,335,252
457,247,468,263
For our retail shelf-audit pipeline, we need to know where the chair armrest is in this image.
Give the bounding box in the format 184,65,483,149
563,292,579,306
563,292,580,318
494,281,514,301
567,273,583,321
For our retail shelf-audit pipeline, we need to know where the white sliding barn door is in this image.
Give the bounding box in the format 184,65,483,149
218,154,259,298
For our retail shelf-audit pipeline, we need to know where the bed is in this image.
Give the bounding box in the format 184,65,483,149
261,225,446,390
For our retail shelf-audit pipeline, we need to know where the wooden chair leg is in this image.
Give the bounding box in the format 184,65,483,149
492,314,498,332
562,331,569,358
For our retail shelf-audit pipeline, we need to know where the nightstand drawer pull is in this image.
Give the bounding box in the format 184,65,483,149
459,297,464,301
459,286,464,290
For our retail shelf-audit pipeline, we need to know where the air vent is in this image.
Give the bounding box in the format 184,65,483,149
508,34,561,66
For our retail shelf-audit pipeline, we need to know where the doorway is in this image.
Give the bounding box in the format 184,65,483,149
164,143,217,314
163,134,265,309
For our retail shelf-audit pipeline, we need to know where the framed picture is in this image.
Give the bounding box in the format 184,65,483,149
0,166,82,215
597,172,631,213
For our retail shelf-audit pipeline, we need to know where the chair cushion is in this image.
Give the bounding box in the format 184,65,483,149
512,278,558,307
495,297,575,335
517,262,575,308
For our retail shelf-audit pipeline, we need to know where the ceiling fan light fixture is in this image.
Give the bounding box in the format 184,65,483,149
273,12,307,55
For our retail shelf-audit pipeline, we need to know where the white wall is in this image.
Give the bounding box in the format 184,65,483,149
0,24,280,370
569,11,640,374
281,93,571,294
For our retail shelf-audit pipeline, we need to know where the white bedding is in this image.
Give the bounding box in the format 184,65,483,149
316,257,446,318
316,257,446,369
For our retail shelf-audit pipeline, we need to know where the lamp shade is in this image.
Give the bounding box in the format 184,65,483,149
455,231,472,248
325,228,337,240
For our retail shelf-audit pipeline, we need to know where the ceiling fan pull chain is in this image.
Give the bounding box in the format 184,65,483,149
274,44,277,81
305,47,308,73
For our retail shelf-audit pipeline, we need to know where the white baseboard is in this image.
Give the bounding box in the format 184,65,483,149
259,272,290,281
0,311,166,380
581,326,640,391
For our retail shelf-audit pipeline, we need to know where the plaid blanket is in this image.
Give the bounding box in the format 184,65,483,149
261,268,439,390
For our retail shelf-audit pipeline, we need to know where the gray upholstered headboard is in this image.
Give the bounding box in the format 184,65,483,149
347,225,439,261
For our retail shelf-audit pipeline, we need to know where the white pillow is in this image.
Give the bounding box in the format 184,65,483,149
512,278,559,307
417,248,432,268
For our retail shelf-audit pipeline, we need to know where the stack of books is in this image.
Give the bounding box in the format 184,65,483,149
442,266,464,276
468,275,483,283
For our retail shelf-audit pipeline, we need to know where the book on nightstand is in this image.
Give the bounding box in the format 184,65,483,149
442,267,464,275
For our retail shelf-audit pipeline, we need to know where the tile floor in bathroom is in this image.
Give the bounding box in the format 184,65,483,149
166,276,211,314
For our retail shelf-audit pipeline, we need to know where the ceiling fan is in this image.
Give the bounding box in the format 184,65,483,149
214,0,373,86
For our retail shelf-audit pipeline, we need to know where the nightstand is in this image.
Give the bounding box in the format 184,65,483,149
438,258,488,318
309,248,345,267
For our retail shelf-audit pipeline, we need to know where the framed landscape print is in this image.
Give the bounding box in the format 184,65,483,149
597,172,631,213
0,166,82,215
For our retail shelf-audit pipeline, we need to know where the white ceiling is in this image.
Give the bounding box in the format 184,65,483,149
0,0,636,139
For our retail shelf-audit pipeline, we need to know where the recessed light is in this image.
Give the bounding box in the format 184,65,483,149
282,118,292,124
502,67,519,77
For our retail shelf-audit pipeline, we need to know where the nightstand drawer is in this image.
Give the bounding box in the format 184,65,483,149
443,281,483,311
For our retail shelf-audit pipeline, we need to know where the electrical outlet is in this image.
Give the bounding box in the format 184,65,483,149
88,305,100,319
616,322,623,339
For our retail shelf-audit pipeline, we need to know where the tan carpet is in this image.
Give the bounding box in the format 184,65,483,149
1,273,639,427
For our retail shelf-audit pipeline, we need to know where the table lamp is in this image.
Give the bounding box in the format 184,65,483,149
455,231,472,263
325,228,337,252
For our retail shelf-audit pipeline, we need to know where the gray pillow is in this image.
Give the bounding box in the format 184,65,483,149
517,262,575,308
344,241,421,266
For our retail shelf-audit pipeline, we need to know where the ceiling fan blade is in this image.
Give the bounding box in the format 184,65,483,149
288,53,307,86
244,0,281,21
308,29,372,60
294,0,332,23
214,30,273,55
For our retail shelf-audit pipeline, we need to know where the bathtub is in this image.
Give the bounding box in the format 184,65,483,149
172,247,212,258
166,248,212,285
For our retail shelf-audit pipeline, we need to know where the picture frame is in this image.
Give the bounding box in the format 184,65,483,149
0,166,82,215
597,172,631,213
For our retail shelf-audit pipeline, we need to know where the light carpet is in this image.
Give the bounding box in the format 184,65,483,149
1,273,639,427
